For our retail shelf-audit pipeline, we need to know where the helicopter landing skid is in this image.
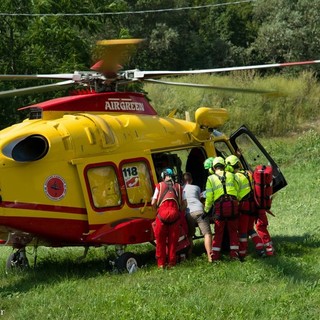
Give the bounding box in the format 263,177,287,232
77,246,89,261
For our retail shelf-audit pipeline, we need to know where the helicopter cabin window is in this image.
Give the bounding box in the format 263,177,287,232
152,147,207,189
87,166,121,208
121,161,153,205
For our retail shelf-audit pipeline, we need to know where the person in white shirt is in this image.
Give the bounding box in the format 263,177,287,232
183,172,212,262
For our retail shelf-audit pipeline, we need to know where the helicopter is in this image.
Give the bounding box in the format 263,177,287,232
0,39,319,273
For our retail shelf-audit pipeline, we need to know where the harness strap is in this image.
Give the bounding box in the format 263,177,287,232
156,184,169,208
214,172,237,218
215,171,227,194
156,181,180,209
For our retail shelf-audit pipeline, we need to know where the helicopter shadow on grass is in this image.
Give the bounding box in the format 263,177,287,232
248,233,320,283
0,245,157,297
184,232,320,284
1,234,319,296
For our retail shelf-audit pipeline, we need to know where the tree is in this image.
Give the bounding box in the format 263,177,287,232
249,0,320,65
0,0,103,129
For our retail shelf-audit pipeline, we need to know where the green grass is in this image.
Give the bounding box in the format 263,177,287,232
1,133,320,320
145,71,320,137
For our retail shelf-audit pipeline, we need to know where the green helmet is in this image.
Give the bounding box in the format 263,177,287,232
212,156,225,168
225,155,240,166
203,157,214,169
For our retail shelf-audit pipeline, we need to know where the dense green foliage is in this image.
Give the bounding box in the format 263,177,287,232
0,0,320,130
0,130,319,319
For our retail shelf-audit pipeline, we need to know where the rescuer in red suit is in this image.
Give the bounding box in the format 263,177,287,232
256,210,274,256
203,157,240,261
225,155,265,260
151,168,186,268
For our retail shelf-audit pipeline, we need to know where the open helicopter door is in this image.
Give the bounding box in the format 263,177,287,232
229,125,287,194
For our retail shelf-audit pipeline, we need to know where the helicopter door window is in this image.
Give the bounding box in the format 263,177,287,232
232,134,269,170
214,141,233,159
87,165,121,208
121,161,153,205
230,126,287,193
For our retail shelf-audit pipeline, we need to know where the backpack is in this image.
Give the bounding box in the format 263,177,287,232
214,172,239,219
156,181,182,224
253,165,273,210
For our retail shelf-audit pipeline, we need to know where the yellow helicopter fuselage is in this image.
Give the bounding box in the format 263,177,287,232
0,91,229,247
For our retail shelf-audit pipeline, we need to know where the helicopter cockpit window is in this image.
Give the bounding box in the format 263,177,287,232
87,166,121,208
122,161,153,205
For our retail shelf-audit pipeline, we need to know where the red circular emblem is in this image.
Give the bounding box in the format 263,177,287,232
44,175,67,201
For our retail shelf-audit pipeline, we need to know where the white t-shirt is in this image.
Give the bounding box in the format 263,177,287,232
183,184,203,213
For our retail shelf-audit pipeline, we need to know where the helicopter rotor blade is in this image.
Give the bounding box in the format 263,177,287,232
144,79,278,95
0,73,81,81
0,80,75,98
0,55,318,98
130,59,320,80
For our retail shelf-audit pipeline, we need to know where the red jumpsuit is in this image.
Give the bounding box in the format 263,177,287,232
204,170,240,260
152,181,184,267
236,170,264,259
238,203,265,258
212,217,239,260
256,209,274,256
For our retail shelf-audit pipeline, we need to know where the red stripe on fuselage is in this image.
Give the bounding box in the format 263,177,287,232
0,201,86,215
0,216,88,244
0,202,88,244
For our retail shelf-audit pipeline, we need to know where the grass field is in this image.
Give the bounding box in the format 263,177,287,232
0,131,320,320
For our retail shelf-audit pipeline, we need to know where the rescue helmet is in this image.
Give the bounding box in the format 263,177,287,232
161,168,173,179
203,157,214,169
212,156,225,168
225,155,240,166
225,155,240,173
